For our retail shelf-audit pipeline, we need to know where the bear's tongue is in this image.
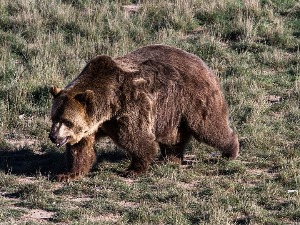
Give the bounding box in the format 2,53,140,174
56,137,68,147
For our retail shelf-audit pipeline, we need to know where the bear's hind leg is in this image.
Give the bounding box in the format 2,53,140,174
192,123,239,160
56,135,96,182
187,106,239,159
220,132,239,159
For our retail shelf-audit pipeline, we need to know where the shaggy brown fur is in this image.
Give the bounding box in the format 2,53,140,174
49,44,239,181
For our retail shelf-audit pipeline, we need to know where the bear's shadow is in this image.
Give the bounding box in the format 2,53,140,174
0,146,127,177
0,147,64,177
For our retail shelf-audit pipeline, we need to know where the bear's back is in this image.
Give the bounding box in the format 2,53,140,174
115,45,218,88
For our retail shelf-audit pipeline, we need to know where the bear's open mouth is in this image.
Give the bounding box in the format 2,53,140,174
56,137,69,148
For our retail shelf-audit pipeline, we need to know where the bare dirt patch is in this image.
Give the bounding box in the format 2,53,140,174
22,209,55,221
177,181,197,190
118,200,139,208
88,213,120,223
17,177,36,185
69,196,93,203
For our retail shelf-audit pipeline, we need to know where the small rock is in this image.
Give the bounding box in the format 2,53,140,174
19,114,25,120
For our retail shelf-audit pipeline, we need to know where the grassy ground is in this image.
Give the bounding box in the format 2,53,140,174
0,0,299,224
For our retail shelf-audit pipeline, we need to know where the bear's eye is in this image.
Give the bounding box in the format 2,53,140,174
63,120,73,128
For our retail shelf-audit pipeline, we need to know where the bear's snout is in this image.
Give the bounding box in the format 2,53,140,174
49,122,73,147
49,131,69,147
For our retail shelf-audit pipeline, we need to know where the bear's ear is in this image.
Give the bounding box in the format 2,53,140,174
50,86,61,97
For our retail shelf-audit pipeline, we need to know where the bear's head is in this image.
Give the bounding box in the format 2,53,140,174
49,55,129,147
49,86,97,147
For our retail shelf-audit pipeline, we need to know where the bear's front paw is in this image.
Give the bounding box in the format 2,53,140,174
55,173,80,182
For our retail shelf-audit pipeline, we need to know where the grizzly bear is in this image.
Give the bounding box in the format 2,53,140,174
49,44,239,181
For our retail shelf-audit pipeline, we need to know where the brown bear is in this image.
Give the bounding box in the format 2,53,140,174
49,44,239,181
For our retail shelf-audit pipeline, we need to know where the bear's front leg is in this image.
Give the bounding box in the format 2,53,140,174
56,135,96,182
117,90,158,177
122,148,158,177
118,129,158,177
